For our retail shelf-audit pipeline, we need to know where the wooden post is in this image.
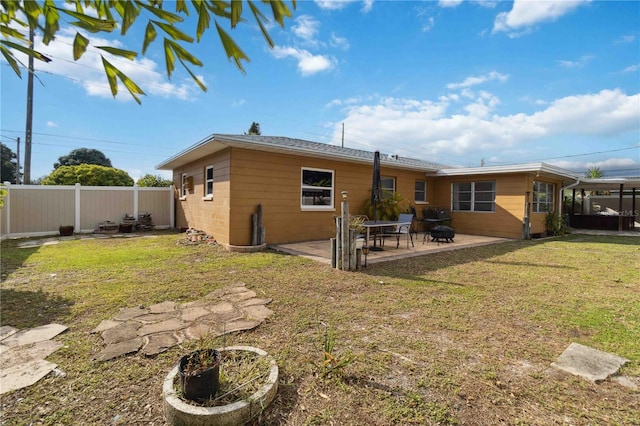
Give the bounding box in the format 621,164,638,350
633,188,637,230
618,184,624,231
257,204,263,244
349,228,357,271
251,214,258,246
335,216,342,269
330,238,337,268
341,200,349,271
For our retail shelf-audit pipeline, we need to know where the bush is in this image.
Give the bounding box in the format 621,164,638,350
42,164,134,186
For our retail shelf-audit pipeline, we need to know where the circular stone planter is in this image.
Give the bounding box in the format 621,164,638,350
163,346,278,426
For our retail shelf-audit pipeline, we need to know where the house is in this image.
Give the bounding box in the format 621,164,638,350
157,134,637,247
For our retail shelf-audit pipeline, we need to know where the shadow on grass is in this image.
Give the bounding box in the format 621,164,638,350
0,288,73,328
0,241,39,281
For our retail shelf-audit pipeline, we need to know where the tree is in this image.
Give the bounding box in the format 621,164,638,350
42,164,134,186
137,174,173,187
54,148,112,169
247,122,261,135
1,143,17,183
1,1,296,103
586,166,604,178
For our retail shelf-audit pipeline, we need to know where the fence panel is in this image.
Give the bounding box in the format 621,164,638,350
1,183,174,239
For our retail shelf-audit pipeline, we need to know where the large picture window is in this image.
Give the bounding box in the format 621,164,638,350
301,168,334,209
204,166,214,198
533,181,555,213
415,180,427,203
452,181,495,212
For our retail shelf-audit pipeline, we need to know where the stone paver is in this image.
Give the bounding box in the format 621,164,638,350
0,324,67,394
94,283,273,361
551,342,629,383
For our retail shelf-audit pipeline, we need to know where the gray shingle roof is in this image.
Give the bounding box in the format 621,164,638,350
212,134,448,171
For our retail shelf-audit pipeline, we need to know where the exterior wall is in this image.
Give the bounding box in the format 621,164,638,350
173,148,433,246
173,150,232,244
431,173,566,239
1,184,173,239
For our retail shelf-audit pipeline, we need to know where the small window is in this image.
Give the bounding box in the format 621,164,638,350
204,166,214,198
415,180,427,203
180,173,187,198
301,168,334,210
452,181,495,212
533,181,555,213
381,176,396,199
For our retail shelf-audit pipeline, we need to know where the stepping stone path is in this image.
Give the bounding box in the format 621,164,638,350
92,283,273,361
0,324,68,394
551,342,631,385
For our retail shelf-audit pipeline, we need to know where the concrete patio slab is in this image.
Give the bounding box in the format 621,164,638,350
0,359,58,395
0,340,63,369
551,342,629,383
0,323,67,347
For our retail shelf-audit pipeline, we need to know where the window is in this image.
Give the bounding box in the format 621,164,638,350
452,181,495,212
204,166,214,199
180,173,187,198
415,180,427,203
381,177,395,195
301,168,334,209
533,181,555,213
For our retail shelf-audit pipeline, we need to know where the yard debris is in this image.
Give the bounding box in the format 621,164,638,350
176,228,216,245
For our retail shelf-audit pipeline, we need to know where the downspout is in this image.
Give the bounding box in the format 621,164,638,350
561,178,581,228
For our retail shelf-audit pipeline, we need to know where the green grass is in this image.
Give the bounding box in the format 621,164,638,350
1,232,639,425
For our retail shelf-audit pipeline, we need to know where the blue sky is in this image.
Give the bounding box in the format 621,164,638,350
1,0,639,182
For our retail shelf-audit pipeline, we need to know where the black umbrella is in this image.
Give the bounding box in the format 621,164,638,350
371,150,382,222
370,151,384,250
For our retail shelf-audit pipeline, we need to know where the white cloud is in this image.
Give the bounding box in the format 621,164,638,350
557,55,594,68
46,121,58,128
620,64,639,74
422,16,435,32
315,0,373,12
446,71,509,90
439,0,463,8
328,89,639,162
550,157,639,174
493,0,589,36
293,15,321,45
232,98,246,108
271,46,336,76
330,33,350,50
10,27,202,102
614,34,637,45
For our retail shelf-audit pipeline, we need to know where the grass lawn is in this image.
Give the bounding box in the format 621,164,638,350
1,231,639,425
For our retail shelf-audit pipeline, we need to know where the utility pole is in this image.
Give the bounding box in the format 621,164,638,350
341,123,344,148
24,28,35,184
15,137,21,184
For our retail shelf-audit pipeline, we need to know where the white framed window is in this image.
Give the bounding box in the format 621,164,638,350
452,181,495,212
415,180,427,203
533,181,555,213
204,165,214,199
381,176,395,195
180,173,187,199
301,167,334,210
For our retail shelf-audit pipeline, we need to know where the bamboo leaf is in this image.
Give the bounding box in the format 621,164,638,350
165,39,202,66
142,21,157,54
96,46,138,60
195,0,210,42
152,20,194,42
58,8,117,32
0,45,22,78
101,56,119,97
206,1,232,19
72,32,89,60
248,0,274,48
121,1,140,35
178,58,208,92
139,3,184,23
42,0,60,45
268,0,293,27
231,0,242,28
1,40,52,62
215,21,249,73
22,0,42,29
175,0,189,15
163,38,176,77
0,24,27,40
115,69,145,105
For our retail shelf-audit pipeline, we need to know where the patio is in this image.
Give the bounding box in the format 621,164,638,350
271,233,511,265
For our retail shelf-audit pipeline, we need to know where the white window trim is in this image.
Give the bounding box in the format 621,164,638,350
301,167,335,211
180,173,187,200
415,180,427,203
533,181,555,213
203,165,214,200
381,176,396,194
451,181,496,212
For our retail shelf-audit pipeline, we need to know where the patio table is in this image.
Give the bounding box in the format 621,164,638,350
362,220,412,250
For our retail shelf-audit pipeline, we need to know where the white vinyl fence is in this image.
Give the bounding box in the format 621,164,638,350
1,183,175,239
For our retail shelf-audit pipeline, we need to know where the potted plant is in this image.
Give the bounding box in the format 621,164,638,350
59,225,74,236
178,348,221,401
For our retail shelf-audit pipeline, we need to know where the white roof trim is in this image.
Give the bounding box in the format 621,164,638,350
431,162,579,179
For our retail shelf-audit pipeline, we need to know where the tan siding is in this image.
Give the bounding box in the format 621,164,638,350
80,189,133,230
